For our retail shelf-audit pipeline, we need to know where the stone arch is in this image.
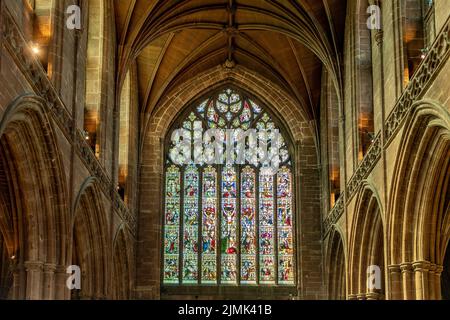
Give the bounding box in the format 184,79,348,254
137,64,320,299
117,62,139,209
112,227,133,300
71,178,110,300
388,100,450,300
348,182,385,300
320,69,342,214
0,94,69,299
326,227,347,300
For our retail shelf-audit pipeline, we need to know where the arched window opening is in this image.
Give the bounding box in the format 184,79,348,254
84,0,104,156
117,68,138,206
25,0,53,73
357,0,374,161
321,71,341,209
402,0,429,83
118,71,131,200
423,0,436,47
162,88,295,287
328,231,346,300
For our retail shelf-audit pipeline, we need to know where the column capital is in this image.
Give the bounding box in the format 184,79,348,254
356,293,367,300
24,260,44,272
366,292,382,300
434,265,444,274
43,263,57,273
412,261,431,272
387,264,401,273
400,262,414,273
55,265,68,274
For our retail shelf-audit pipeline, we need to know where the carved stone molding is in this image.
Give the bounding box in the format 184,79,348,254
323,195,344,237
1,6,136,236
346,133,382,201
324,16,450,226
384,16,450,144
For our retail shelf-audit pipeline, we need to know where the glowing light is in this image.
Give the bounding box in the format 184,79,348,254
31,44,40,55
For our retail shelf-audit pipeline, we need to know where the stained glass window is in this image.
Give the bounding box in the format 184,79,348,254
183,165,199,283
202,166,217,284
163,166,181,284
163,87,295,286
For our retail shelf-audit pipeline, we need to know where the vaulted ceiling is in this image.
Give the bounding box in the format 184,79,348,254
114,0,347,122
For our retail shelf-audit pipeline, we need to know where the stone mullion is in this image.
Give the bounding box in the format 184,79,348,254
236,165,241,285
255,166,260,286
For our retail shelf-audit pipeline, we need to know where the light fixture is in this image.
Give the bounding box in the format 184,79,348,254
30,43,40,55
11,255,16,260
420,48,428,60
82,130,89,141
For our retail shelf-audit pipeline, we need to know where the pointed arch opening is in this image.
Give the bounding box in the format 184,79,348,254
161,86,297,298
327,229,346,300
401,0,435,83
388,102,449,300
71,182,110,300
349,186,385,300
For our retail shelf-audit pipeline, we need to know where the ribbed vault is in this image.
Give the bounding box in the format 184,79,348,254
114,0,348,127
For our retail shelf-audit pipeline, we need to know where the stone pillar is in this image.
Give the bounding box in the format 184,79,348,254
433,265,443,300
55,265,69,300
400,263,414,300
428,263,437,300
387,265,402,300
10,261,26,300
24,261,44,300
42,263,56,300
413,261,431,300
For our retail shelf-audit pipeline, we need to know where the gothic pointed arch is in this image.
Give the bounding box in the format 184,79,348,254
137,65,322,299
388,100,450,300
326,227,347,300
0,95,69,299
348,182,385,300
112,227,134,300
72,179,110,300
